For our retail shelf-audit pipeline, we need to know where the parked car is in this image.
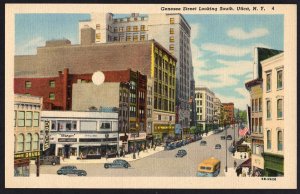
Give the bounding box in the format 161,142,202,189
176,141,182,148
40,155,60,166
200,140,207,146
175,149,187,157
226,135,233,140
182,140,187,146
104,159,131,169
57,166,87,176
221,136,226,140
215,144,222,149
166,143,176,150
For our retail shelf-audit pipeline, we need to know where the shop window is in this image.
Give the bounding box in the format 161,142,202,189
49,80,55,88
33,112,39,127
17,134,24,152
25,111,32,127
32,133,39,150
277,130,283,151
25,133,32,151
25,81,31,88
18,111,25,127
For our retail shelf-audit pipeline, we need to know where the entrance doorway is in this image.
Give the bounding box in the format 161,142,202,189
64,145,70,158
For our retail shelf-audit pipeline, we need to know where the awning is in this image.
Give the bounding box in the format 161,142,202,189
238,158,251,168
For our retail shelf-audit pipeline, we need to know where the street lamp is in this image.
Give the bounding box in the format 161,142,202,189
225,116,228,173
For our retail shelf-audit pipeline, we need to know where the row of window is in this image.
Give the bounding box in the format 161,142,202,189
266,130,283,151
252,98,262,112
15,133,39,153
14,111,40,127
113,16,146,23
153,97,175,112
252,117,263,133
266,69,283,92
25,80,55,88
157,115,172,121
47,120,114,132
266,98,283,119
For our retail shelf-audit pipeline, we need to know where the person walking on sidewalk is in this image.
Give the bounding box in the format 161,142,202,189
234,160,237,169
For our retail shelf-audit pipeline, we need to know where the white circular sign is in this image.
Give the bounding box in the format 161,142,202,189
92,71,105,85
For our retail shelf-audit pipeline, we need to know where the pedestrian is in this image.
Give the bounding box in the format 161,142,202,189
234,160,237,169
80,152,83,160
105,152,108,160
62,154,64,161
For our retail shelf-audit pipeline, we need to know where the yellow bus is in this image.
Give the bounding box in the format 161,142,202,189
196,157,221,177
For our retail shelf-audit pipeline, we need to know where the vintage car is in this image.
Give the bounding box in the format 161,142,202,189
215,144,222,149
175,149,187,157
226,135,233,140
57,166,87,176
104,159,131,169
200,140,207,146
39,155,60,166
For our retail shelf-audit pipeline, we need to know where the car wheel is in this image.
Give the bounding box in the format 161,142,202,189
104,164,109,169
57,171,62,175
124,164,128,168
52,162,56,166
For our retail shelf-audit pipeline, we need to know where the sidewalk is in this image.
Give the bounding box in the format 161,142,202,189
58,146,165,164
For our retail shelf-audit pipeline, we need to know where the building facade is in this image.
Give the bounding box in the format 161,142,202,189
213,97,222,126
79,13,194,130
195,86,215,131
245,79,264,176
40,110,119,158
261,53,284,176
15,39,176,143
222,103,235,125
14,94,42,176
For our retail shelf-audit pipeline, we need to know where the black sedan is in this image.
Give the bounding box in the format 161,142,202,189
215,144,222,149
175,149,187,157
104,159,131,169
57,166,87,176
226,135,233,140
221,136,226,140
200,140,207,146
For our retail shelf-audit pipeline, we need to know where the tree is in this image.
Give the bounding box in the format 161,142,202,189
189,126,196,134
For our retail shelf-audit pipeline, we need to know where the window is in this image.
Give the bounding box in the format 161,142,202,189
266,100,271,119
51,121,56,130
277,99,283,118
33,112,39,127
100,122,111,129
277,70,283,89
133,35,138,42
49,93,55,100
169,36,174,42
18,111,25,127
259,98,262,112
126,36,131,42
259,118,262,133
170,18,174,24
25,111,32,127
277,131,283,151
96,24,100,30
114,27,118,32
133,26,138,31
126,26,131,32
169,45,174,51
96,33,101,40
25,133,32,151
25,81,31,88
17,134,24,152
140,35,145,41
158,115,161,120
255,99,258,112
140,25,145,31
49,80,55,88
267,130,271,149
170,28,174,34
32,133,39,150
119,27,124,32
169,116,172,121
14,111,17,127
266,73,271,92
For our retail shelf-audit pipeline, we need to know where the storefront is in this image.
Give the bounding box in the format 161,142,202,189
127,132,147,153
153,124,175,143
14,150,40,177
263,153,284,177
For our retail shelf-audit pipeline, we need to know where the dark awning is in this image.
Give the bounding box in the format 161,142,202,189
238,158,251,168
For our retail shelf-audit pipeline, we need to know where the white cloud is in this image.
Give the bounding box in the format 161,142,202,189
227,27,269,40
235,87,250,99
15,36,46,55
190,23,204,62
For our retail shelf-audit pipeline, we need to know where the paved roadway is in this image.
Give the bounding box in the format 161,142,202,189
31,127,244,177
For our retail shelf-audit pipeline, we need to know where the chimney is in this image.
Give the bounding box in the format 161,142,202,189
81,27,96,45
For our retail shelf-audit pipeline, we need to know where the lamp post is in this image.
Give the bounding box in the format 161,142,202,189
225,116,228,173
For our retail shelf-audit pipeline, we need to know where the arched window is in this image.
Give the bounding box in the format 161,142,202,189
32,133,39,150
17,134,24,152
25,133,32,151
267,130,271,149
278,131,283,151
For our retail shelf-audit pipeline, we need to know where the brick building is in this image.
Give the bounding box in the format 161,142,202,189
222,103,235,125
15,38,176,142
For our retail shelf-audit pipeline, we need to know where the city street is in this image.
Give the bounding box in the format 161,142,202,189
31,127,244,177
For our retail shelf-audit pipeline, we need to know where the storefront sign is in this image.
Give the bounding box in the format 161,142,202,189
237,145,248,152
44,120,50,151
60,134,76,138
58,138,77,142
14,151,40,159
128,133,146,140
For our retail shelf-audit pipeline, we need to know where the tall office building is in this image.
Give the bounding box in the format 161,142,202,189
79,13,194,130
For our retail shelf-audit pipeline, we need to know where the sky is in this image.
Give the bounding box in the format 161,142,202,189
15,14,284,110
